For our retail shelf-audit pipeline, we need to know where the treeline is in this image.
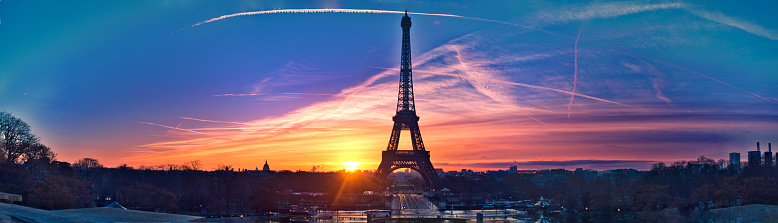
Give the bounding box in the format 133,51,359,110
71,161,375,214
2,157,377,213
1,111,378,213
0,112,56,165
0,112,82,210
436,156,778,221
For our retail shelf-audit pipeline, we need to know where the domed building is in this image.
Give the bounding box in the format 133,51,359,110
262,160,271,172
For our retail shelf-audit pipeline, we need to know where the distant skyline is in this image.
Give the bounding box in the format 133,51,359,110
1,0,776,172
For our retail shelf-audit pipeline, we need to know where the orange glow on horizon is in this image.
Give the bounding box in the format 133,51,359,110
342,161,361,171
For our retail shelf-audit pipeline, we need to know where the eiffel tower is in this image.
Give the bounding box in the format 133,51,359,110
374,12,441,189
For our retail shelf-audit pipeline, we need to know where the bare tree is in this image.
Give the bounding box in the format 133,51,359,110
0,111,51,164
25,143,56,162
183,160,202,171
215,163,233,171
164,163,180,171
73,158,103,169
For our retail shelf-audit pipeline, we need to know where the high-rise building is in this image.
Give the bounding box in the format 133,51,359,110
729,152,740,169
765,143,773,167
767,142,778,166
748,142,761,167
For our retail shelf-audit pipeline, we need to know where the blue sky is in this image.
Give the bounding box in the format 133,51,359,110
1,0,776,171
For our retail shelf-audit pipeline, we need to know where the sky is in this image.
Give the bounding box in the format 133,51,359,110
1,0,777,172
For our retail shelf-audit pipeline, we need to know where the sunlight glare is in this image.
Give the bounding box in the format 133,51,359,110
342,161,361,171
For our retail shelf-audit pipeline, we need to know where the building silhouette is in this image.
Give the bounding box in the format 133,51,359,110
509,165,518,173
748,142,762,167
263,160,271,172
765,143,773,167
573,168,598,180
729,152,740,169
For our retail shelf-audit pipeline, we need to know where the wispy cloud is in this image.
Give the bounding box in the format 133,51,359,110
129,20,778,171
637,60,672,104
531,2,685,25
369,66,624,106
435,160,658,170
527,1,776,41
688,8,778,40
124,3,778,171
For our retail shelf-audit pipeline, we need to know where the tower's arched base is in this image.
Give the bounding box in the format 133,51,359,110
374,150,441,190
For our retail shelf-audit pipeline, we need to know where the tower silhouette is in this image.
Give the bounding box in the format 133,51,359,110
374,12,441,189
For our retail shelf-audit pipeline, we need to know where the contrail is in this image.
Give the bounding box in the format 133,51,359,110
525,115,545,124
685,68,772,102
218,90,553,112
368,66,625,105
215,92,394,100
568,31,581,118
646,58,773,102
177,9,527,32
179,116,244,124
131,121,206,134
495,79,624,106
214,93,263,97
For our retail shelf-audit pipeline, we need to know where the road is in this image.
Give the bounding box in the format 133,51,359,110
389,193,527,222
391,193,441,218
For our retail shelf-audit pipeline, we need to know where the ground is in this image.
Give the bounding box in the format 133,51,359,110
703,204,778,223
0,203,203,223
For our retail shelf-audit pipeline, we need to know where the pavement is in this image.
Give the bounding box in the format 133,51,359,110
0,202,204,223
706,204,778,222
390,193,525,222
392,193,441,218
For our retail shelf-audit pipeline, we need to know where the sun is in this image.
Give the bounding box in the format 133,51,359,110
342,161,361,171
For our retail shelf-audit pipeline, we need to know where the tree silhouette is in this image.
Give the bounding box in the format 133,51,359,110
0,112,55,164
118,182,179,212
74,158,103,170
183,160,202,171
28,177,75,210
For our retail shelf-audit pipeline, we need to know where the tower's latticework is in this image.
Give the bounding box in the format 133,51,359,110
374,12,441,189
